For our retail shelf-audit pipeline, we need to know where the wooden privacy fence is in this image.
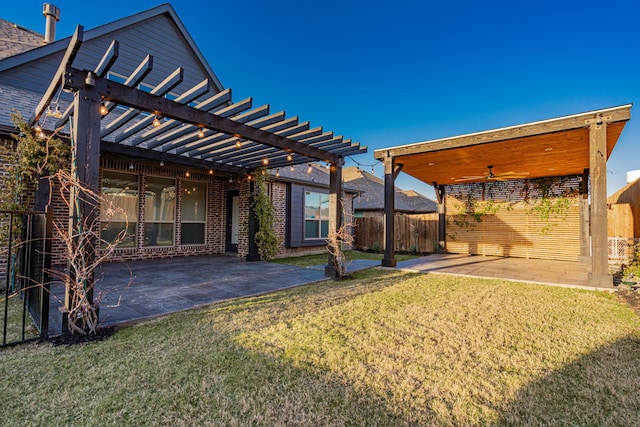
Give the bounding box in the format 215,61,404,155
354,213,439,253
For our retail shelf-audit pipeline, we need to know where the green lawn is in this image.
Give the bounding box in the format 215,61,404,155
1,290,38,345
1,269,639,425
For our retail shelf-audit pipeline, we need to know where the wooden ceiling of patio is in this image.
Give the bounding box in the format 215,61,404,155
374,106,630,186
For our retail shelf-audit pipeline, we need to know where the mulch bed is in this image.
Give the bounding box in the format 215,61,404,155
617,287,640,317
47,326,118,346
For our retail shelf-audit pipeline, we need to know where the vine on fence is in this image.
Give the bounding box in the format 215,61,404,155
446,177,579,235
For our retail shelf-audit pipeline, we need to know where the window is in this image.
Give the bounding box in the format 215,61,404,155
100,171,138,248
144,176,176,246
181,181,206,245
304,191,329,239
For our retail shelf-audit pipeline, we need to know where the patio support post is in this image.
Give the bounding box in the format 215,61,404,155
325,159,344,277
246,179,260,261
588,117,612,287
579,168,590,263
65,82,101,319
382,153,396,267
435,184,446,254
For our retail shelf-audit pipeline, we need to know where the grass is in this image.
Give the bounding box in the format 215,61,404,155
1,291,38,346
271,249,419,268
1,269,639,425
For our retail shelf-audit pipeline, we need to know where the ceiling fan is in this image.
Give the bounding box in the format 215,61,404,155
455,165,530,182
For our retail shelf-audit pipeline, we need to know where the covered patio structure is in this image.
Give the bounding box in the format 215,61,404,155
374,105,632,287
29,24,367,326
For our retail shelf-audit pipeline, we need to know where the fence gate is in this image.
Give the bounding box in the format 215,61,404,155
1,208,52,348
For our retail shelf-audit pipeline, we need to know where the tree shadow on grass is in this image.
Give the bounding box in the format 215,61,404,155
497,334,640,426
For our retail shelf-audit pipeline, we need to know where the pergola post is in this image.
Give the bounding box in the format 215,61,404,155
588,118,612,287
382,153,396,267
435,184,446,254
578,168,590,263
325,160,344,277
65,83,101,320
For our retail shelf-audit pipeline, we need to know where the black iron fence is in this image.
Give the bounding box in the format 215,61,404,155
1,207,52,348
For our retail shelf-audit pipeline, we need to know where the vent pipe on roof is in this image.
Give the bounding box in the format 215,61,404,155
42,3,60,44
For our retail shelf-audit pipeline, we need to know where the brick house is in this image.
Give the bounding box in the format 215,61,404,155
0,4,364,271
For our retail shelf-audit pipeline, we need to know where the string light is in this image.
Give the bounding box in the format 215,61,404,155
286,154,293,162
34,124,45,139
153,115,161,127
290,165,295,172
275,169,280,177
208,169,214,175
129,160,134,170
159,160,165,167
185,171,190,178
307,163,313,174
235,140,242,149
100,102,108,116
197,128,205,138
262,158,269,165
228,176,233,183
349,156,381,175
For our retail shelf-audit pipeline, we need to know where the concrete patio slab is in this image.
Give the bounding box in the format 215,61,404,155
46,253,604,337
48,255,378,335
395,254,602,290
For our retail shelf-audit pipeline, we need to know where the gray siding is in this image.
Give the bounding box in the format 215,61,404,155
288,183,328,248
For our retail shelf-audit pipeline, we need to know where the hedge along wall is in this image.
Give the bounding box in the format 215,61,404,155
444,176,581,261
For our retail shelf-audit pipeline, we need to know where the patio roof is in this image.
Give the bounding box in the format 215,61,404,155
373,105,631,186
31,25,367,175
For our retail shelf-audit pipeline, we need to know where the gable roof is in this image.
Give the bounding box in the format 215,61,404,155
0,4,222,90
0,4,225,130
343,167,436,213
0,19,43,60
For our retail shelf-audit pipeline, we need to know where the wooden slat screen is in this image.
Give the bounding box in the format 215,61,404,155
445,177,581,261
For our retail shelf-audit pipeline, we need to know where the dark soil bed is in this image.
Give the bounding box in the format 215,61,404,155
46,326,118,346
618,288,640,317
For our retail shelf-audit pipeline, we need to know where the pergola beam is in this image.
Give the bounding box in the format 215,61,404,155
62,67,344,163
100,141,247,175
30,25,84,126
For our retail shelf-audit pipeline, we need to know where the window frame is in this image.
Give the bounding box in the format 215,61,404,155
304,190,330,241
143,175,176,247
100,170,139,249
180,180,207,246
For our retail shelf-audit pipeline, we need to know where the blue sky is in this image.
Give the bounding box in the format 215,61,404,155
3,0,639,198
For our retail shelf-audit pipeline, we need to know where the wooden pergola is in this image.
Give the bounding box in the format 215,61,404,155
374,105,631,287
30,25,367,315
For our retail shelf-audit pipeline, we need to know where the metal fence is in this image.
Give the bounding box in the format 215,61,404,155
1,207,52,348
